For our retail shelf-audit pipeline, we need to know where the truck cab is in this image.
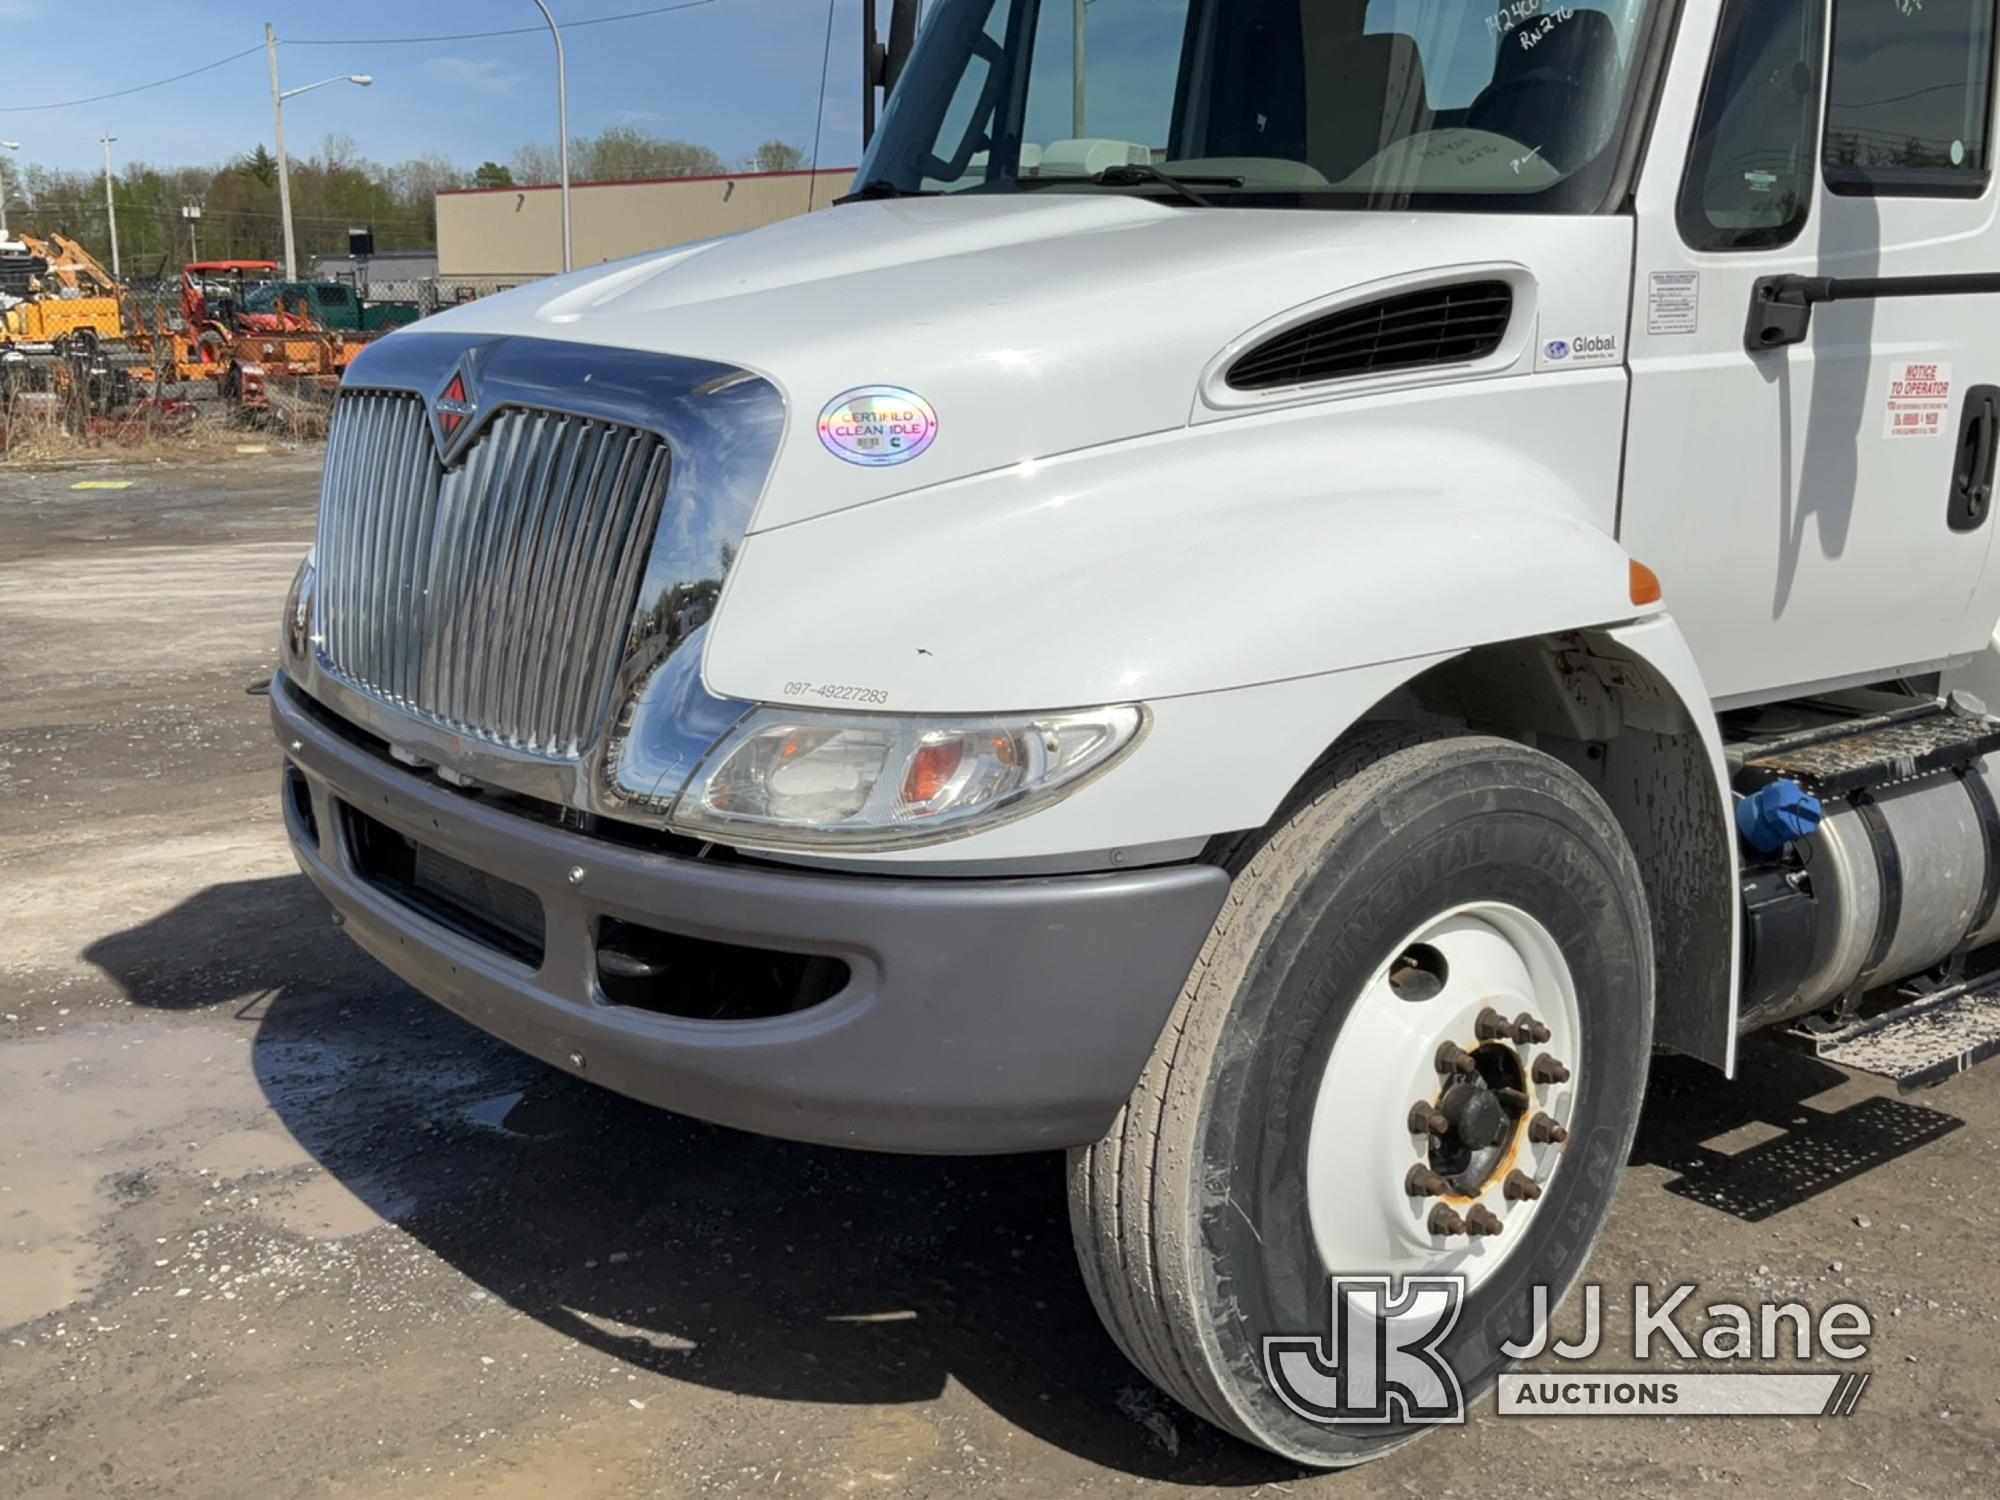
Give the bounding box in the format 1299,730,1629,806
273,0,2000,1464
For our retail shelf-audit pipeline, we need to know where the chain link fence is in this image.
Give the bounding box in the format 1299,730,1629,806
112,276,531,333
329,277,533,318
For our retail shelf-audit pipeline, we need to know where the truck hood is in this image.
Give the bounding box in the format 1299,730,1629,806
418,195,1612,531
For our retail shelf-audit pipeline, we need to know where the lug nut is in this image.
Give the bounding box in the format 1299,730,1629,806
1475,1007,1513,1041
1532,1056,1571,1085
1428,1205,1467,1237
1504,1170,1544,1202
1466,1204,1505,1237
1528,1112,1570,1146
1436,1042,1478,1076
1494,1087,1531,1118
1513,1012,1552,1045
1408,1101,1451,1136
1406,1166,1452,1199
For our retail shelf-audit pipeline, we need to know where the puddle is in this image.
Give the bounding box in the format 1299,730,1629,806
0,1018,421,1327
462,1083,593,1139
464,1091,527,1133
268,1172,417,1241
0,1024,254,1325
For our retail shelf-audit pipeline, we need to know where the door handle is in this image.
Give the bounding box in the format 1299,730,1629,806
1949,386,2000,532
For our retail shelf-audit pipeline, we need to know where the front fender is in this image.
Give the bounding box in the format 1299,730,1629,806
708,371,1637,711
703,375,1666,870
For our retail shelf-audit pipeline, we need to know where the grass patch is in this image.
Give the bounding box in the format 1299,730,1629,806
0,378,327,465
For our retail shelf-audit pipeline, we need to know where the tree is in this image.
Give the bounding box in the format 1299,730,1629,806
512,127,727,186
472,160,514,190
239,144,279,188
750,139,808,174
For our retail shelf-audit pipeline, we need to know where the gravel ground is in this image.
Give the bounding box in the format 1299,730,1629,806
0,454,1995,1498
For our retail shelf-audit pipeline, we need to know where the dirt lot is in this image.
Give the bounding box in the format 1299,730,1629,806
1,454,1996,1498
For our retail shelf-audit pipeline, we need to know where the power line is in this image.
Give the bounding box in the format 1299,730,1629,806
0,2,723,114
289,0,719,47
0,44,265,114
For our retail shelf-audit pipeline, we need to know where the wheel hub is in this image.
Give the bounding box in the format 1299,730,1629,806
1425,1042,1529,1195
1305,904,1583,1295
1440,1076,1507,1150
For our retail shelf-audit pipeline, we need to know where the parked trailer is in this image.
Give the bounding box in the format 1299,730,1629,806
273,0,2000,1465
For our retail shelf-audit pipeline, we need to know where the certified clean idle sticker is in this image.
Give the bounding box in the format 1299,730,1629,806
817,387,939,467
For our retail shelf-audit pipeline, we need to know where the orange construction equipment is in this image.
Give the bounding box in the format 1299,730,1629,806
0,235,131,352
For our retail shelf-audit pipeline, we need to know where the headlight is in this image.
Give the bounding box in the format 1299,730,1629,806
669,704,1147,850
282,547,316,661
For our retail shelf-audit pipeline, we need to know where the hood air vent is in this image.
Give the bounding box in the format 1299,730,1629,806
1226,281,1514,392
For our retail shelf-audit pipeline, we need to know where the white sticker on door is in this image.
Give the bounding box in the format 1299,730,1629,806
1884,362,1954,439
1647,272,1700,336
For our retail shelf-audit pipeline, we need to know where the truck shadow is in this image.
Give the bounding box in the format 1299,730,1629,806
83,875,1289,1485
88,878,1972,1477
1634,1041,1963,1221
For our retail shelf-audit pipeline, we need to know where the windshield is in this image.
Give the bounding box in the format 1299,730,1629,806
859,0,1668,211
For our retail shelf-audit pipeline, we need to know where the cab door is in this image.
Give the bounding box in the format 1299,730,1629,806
1622,0,2000,706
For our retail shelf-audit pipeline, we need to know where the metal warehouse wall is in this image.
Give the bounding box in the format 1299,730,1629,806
435,168,857,280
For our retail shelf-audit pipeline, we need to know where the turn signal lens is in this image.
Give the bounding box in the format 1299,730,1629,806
672,704,1147,850
281,546,316,660
1629,560,1663,607
901,736,968,807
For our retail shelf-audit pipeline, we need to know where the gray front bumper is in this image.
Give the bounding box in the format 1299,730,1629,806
273,674,1231,1153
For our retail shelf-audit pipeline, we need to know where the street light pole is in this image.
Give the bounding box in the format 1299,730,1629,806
531,1,574,273
1072,0,1091,139
265,23,373,281
267,23,297,280
100,133,121,279
0,141,20,241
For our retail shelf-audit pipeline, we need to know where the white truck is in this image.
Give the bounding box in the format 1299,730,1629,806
274,0,2000,1466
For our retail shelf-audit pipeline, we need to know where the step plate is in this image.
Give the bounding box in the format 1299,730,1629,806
1805,981,2000,1092
1736,706,2000,800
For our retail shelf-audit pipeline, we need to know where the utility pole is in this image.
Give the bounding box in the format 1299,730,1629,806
0,141,20,241
264,24,371,281
267,23,297,280
182,203,202,261
100,133,120,279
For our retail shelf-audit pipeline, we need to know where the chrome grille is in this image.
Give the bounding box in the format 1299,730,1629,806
315,390,671,758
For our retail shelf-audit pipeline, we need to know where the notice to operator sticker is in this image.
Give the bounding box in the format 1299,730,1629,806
1884,361,1953,439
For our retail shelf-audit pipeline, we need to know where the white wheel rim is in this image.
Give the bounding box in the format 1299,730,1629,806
1304,902,1582,1296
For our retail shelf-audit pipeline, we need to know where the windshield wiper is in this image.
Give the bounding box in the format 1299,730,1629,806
1020,163,1244,207
834,179,940,205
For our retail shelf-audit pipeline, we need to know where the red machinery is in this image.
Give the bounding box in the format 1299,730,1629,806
179,260,307,351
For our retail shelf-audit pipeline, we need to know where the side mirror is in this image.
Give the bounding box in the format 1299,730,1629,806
861,0,921,147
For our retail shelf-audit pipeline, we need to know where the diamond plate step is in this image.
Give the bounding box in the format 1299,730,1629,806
1795,974,2000,1091
1735,702,2000,799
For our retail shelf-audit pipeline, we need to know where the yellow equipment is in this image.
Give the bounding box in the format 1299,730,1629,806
0,235,131,350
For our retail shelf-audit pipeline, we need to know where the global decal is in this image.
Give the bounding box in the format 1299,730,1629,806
1545,339,1571,361
818,387,939,467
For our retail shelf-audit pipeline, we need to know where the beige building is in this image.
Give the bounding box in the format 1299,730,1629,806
435,166,856,284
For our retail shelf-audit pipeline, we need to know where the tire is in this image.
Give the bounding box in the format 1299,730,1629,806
1069,730,1654,1467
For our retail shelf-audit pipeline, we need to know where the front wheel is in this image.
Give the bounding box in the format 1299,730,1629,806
1069,732,1654,1467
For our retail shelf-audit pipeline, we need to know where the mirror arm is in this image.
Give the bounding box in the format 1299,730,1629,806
1747,272,2000,351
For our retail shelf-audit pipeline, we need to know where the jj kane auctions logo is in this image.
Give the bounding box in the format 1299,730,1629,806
1265,1278,1874,1424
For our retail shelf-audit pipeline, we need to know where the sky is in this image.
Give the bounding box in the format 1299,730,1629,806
0,0,870,178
